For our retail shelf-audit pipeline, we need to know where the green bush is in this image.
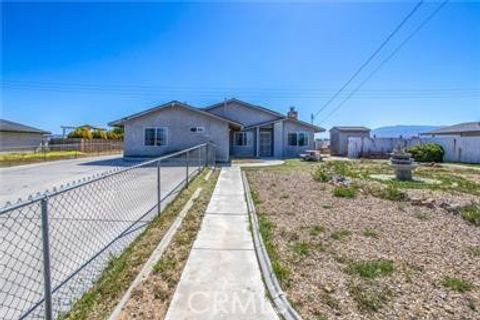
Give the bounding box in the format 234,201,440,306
333,185,357,198
312,166,331,182
407,143,444,163
461,203,480,226
68,127,93,139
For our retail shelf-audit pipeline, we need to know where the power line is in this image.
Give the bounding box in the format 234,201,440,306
317,0,450,125
313,0,425,118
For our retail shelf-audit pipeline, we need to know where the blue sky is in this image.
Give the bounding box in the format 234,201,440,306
1,1,479,136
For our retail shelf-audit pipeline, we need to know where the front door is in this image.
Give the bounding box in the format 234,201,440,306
259,131,272,157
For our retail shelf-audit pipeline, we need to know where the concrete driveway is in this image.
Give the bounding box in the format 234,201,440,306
0,155,135,206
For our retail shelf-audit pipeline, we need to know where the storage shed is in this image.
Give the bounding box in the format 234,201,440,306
329,126,371,156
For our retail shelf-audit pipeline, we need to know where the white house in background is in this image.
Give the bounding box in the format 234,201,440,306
421,122,480,137
109,99,324,162
329,126,371,156
0,119,50,151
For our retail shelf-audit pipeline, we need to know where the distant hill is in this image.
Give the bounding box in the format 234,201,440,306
372,125,443,138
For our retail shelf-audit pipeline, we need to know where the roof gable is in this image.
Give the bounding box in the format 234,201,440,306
108,101,243,128
330,126,371,132
204,98,286,119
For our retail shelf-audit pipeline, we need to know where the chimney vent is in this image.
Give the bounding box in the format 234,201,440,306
287,106,298,120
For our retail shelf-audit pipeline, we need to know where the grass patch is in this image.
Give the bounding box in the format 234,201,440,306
292,241,311,256
308,224,325,236
257,214,291,286
461,203,480,226
467,246,480,257
62,168,217,320
0,151,87,167
363,228,380,239
441,276,473,293
348,282,390,313
369,184,407,201
312,166,331,183
331,229,352,241
333,185,357,198
346,260,394,279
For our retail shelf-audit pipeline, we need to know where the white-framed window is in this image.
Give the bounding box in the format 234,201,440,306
235,132,248,146
144,127,168,146
190,126,205,133
288,132,309,146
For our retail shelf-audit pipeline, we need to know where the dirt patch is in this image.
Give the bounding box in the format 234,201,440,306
246,164,480,320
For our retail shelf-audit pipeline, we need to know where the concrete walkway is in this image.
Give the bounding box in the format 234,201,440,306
165,167,279,319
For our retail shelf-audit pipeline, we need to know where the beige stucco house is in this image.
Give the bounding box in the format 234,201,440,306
109,99,324,162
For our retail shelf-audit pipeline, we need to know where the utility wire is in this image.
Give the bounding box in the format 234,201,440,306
317,0,450,125
313,0,424,118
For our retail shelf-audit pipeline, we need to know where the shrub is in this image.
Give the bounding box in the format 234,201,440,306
407,143,444,163
461,203,480,226
312,166,331,182
441,276,472,293
68,127,93,139
370,184,407,201
92,129,108,140
333,185,357,198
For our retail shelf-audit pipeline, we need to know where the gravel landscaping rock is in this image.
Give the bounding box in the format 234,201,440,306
246,165,480,320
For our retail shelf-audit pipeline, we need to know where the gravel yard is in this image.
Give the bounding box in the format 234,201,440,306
246,160,480,320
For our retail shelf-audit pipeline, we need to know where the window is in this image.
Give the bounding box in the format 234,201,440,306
235,132,248,146
190,127,205,133
144,127,167,146
288,132,309,146
298,133,309,146
288,133,297,146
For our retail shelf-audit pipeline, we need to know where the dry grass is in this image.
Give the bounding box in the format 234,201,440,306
246,161,480,319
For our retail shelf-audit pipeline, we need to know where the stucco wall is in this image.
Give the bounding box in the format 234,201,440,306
283,120,315,158
207,101,279,126
0,132,44,151
123,106,230,162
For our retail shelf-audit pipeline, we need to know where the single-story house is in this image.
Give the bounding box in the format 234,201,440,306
0,119,51,151
109,99,324,162
421,122,480,137
330,126,371,156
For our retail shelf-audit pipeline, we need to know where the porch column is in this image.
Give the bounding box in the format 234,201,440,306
256,127,260,158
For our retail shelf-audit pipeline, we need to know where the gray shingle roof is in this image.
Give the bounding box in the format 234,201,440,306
0,119,50,134
422,122,480,135
330,126,371,132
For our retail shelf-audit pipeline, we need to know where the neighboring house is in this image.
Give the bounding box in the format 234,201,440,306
330,126,371,156
421,122,480,137
109,99,324,162
0,119,51,151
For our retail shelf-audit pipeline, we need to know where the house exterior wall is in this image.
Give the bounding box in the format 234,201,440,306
283,120,315,158
330,129,370,156
207,101,280,126
123,106,230,162
273,121,284,158
0,132,45,150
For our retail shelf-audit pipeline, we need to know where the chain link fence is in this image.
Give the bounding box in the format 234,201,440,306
0,143,215,319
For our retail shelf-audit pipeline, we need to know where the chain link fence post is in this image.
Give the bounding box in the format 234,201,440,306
40,197,53,320
157,159,161,215
186,150,189,187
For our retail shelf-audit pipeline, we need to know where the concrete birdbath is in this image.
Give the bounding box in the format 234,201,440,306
389,148,417,181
